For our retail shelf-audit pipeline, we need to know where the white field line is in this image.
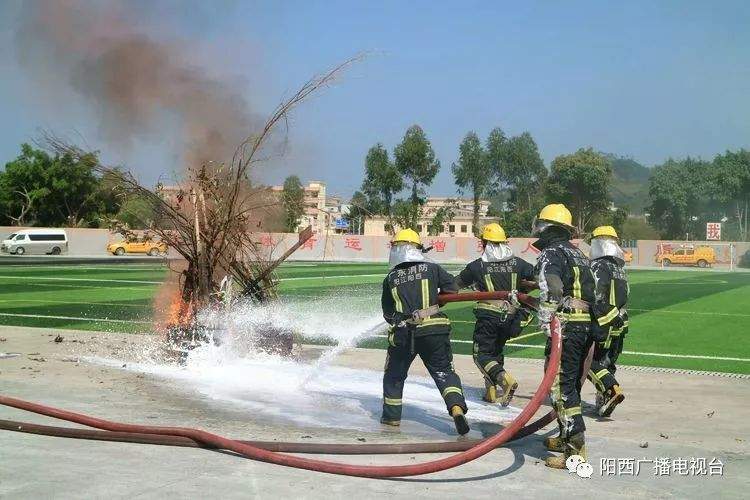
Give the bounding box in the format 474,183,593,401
628,308,750,317
0,311,745,363
0,266,165,271
0,312,150,324
0,275,160,284
12,282,153,292
645,280,729,284
0,299,145,308
371,335,750,362
279,273,383,281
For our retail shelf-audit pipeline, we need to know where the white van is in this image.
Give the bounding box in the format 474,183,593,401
1,229,69,255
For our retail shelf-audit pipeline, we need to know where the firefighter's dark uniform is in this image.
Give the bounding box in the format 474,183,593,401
588,256,629,394
535,234,596,439
381,261,467,423
457,257,535,385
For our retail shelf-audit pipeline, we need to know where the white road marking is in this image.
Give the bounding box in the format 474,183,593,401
0,275,161,284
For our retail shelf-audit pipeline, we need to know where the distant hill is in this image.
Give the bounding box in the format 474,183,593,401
604,154,651,214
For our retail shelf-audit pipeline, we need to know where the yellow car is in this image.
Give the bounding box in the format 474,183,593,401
624,250,633,264
107,238,167,256
656,245,715,268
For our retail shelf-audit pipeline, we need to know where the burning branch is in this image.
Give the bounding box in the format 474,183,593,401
43,56,361,321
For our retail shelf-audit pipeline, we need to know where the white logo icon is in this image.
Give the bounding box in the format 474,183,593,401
576,461,594,478
566,454,593,478
566,454,585,473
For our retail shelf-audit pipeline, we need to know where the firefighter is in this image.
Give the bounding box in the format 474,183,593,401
455,223,535,406
381,228,470,435
532,204,596,469
586,225,628,417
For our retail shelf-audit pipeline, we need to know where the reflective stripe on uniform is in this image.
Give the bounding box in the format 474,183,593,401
559,312,590,322
562,406,582,417
597,306,620,326
588,369,606,392
474,302,507,314
391,287,403,313
573,266,582,299
441,386,463,398
609,280,616,306
421,279,429,309
384,397,402,406
594,369,609,380
520,315,534,327
484,274,495,292
416,317,451,328
483,360,499,374
511,272,517,291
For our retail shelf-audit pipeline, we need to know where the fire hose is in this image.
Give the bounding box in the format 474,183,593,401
0,291,561,478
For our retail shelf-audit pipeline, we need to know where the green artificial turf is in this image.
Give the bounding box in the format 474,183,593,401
0,261,748,373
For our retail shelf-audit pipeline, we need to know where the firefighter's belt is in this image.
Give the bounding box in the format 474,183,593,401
409,304,441,323
476,300,517,314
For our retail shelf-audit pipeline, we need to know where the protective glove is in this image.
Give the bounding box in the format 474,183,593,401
508,289,522,309
537,301,558,337
611,308,627,329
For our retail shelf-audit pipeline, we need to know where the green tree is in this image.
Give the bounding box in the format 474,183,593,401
394,125,440,206
647,158,711,239
499,132,547,211
390,199,422,232
426,200,458,236
281,175,305,232
546,148,612,234
604,154,651,214
452,131,488,232
0,143,109,227
361,143,403,216
116,195,156,229
712,150,750,241
0,144,50,225
621,217,660,240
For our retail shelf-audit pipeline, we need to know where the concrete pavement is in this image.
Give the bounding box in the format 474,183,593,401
1,325,748,499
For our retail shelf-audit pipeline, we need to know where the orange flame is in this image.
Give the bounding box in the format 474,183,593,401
165,293,194,328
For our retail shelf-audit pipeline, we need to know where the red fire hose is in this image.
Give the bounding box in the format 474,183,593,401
0,291,560,478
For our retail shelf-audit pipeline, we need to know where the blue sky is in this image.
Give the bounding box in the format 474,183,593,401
1,1,748,198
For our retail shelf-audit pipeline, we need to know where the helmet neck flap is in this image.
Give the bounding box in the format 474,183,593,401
590,237,625,264
389,242,426,269
481,241,514,262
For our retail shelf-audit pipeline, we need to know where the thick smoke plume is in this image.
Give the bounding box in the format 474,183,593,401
15,0,255,171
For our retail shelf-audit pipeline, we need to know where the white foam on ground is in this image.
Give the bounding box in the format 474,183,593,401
88,295,521,436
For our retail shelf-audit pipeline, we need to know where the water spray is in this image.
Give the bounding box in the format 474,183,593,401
0,291,560,478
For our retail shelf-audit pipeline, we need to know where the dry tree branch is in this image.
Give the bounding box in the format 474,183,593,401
40,55,362,311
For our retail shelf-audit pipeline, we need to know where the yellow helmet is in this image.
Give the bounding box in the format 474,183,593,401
481,223,507,243
592,225,618,239
537,203,574,229
392,228,422,247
